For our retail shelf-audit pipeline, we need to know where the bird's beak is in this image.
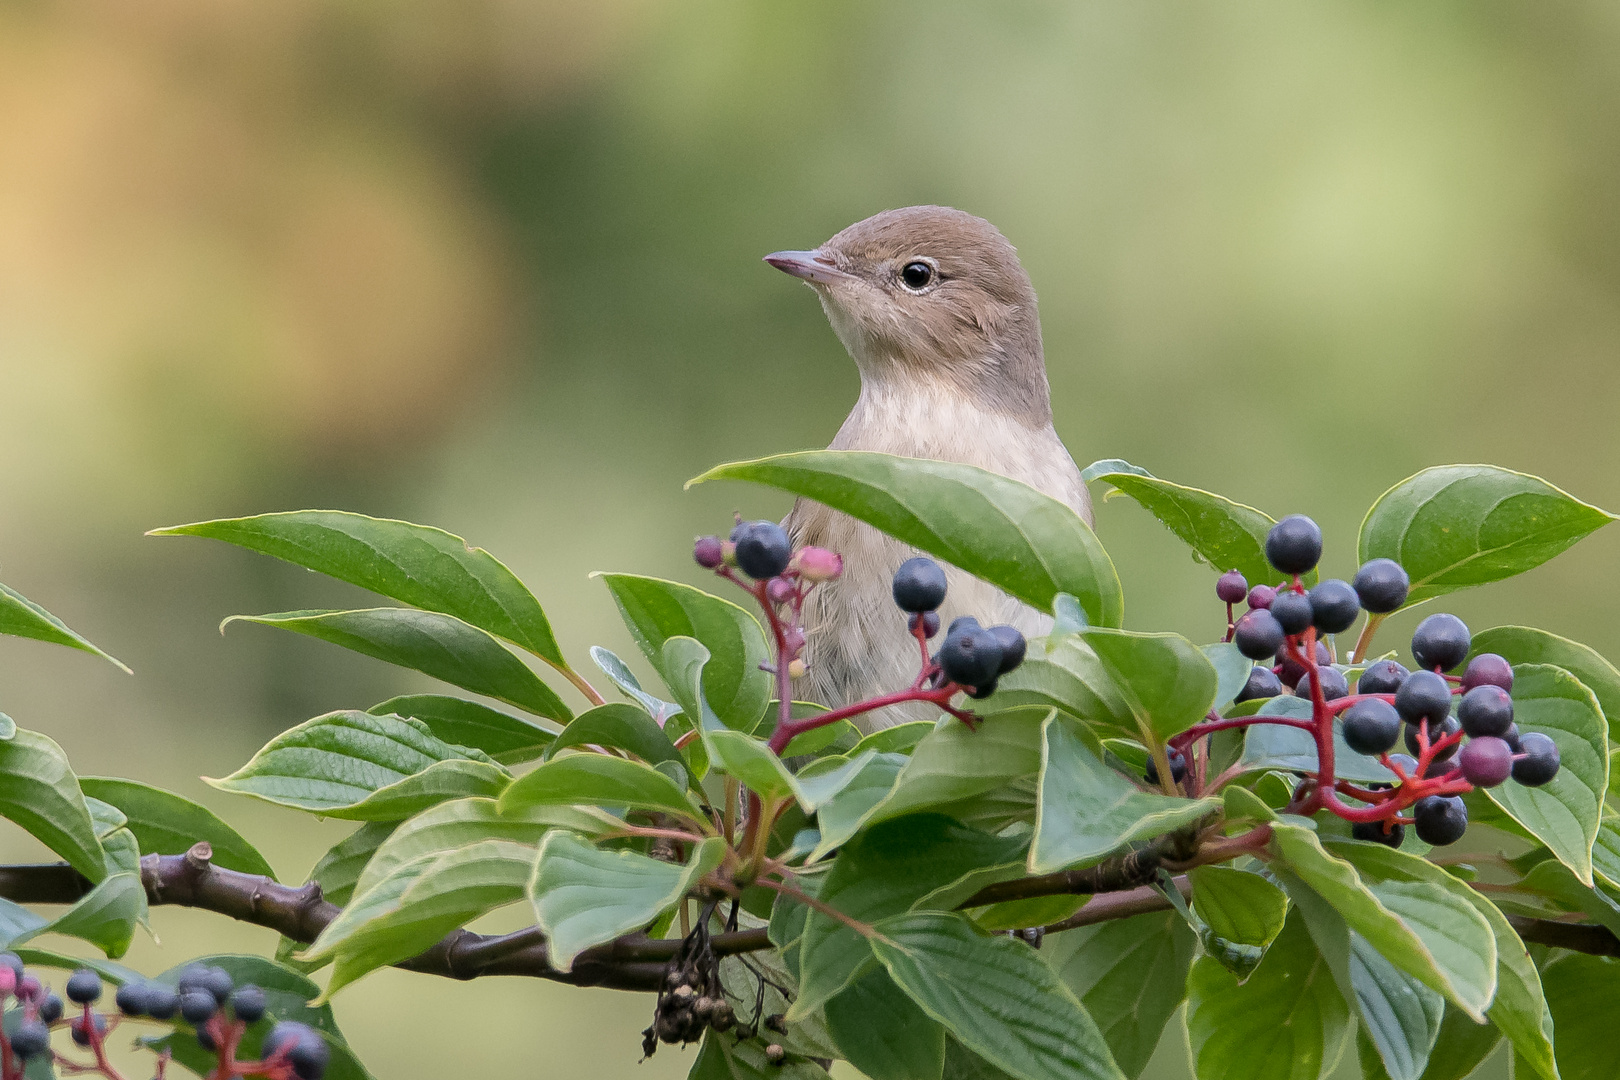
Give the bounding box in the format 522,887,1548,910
764,249,853,286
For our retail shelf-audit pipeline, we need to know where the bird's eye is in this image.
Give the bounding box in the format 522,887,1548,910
899,261,935,291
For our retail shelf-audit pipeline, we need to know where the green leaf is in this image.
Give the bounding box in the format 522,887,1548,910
0,728,105,881
1347,931,1446,1080
208,712,506,819
1031,715,1218,873
527,831,724,971
25,826,147,958
853,722,935,756
1357,1008,1503,1080
151,510,564,667
588,646,683,724
1357,465,1615,607
309,822,400,907
0,713,13,740
1044,910,1196,1078
825,965,946,1080
793,814,1025,1020
1093,472,1284,589
691,450,1122,627
1539,951,1620,1080
78,776,276,879
1268,823,1496,1019
1184,909,1350,1080
691,1030,833,1080
1190,865,1288,949
992,635,1132,735
1487,664,1609,886
305,839,535,996
871,911,1125,1080
1078,629,1219,742
867,711,1046,827
1204,642,1255,711
498,749,704,823
807,752,909,861
369,695,556,766
598,574,771,731
1468,626,1620,728
0,899,47,948
0,581,128,671
1593,817,1620,892
544,703,682,770
227,608,571,722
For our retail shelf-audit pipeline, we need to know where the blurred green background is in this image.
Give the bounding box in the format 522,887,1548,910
3,1,1619,1076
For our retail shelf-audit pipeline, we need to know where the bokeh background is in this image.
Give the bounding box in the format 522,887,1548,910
3,2,1619,1077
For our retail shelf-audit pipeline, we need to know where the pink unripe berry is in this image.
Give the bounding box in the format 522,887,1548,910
1247,584,1277,610
18,974,40,1000
782,627,806,655
1216,570,1249,604
766,577,795,604
693,536,725,569
1460,736,1514,788
0,967,14,996
792,546,843,583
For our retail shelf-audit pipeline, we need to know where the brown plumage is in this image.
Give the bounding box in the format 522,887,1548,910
766,206,1092,728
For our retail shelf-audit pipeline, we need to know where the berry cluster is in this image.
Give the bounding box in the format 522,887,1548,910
1178,515,1561,848
0,953,327,1080
643,918,735,1054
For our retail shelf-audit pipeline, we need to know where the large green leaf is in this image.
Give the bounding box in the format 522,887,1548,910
1539,952,1620,1080
598,574,771,731
0,728,105,881
527,831,724,971
1092,470,1283,589
1486,664,1609,886
1346,931,1445,1080
1268,824,1496,1019
1031,715,1217,873
23,825,147,958
226,608,570,722
1185,911,1350,1080
825,965,946,1080
543,703,683,769
1357,465,1615,607
152,510,564,666
0,581,128,670
807,751,910,861
864,710,1046,828
1190,865,1289,950
1078,629,1219,742
1204,642,1255,712
1044,910,1197,1079
309,822,400,907
79,776,276,879
207,710,496,818
497,749,704,823
988,635,1131,735
691,450,1122,627
369,694,557,766
872,911,1125,1080
1356,1008,1503,1080
792,814,1025,1020
304,839,535,997
1468,626,1620,729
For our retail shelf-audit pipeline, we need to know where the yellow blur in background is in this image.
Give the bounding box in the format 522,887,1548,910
4,2,1619,1077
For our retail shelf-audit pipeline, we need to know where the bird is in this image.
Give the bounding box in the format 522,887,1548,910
765,205,1092,728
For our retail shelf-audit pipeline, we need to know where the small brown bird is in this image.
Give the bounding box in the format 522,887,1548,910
766,206,1092,727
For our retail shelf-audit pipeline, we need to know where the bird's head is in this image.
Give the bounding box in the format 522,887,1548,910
766,206,1050,421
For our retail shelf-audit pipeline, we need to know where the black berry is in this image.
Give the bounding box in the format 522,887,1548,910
9,1018,50,1059
692,536,724,569
1216,570,1248,604
967,678,998,700
144,984,177,1021
1341,699,1401,756
1246,584,1276,610
909,611,941,639
1351,820,1405,848
39,993,64,1024
1512,733,1561,787
1411,614,1471,672
1269,590,1313,636
1234,609,1285,661
1460,736,1514,787
1356,659,1409,697
1145,747,1186,786
937,621,1003,689
1395,670,1453,728
1457,685,1514,738
1309,580,1361,635
1405,715,1461,764
1352,559,1409,614
1266,515,1323,576
731,521,792,580
1461,653,1514,693
891,557,948,613
1275,640,1333,689
1235,666,1283,703
265,1021,331,1080
987,625,1027,674
231,984,267,1024
1413,795,1469,846
115,980,151,1017
1502,723,1523,754
69,1013,107,1048
1295,666,1349,702
65,968,101,1005
180,989,218,1024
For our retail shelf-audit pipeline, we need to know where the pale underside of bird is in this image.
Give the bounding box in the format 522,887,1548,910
767,205,1092,729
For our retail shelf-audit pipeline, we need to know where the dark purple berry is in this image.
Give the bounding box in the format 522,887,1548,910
1270,591,1313,636
1309,579,1361,635
693,536,724,569
265,1021,331,1080
731,521,792,580
65,968,101,1005
1234,609,1285,661
39,992,64,1024
180,989,218,1024
115,980,151,1017
1413,795,1469,845
1246,584,1276,610
144,984,177,1021
1356,659,1409,697
1351,820,1405,848
1513,733,1561,787
1295,666,1349,702
1395,670,1453,728
1461,653,1514,693
1145,747,1186,786
1275,640,1333,689
1502,723,1523,754
69,1013,107,1048
1266,515,1323,576
1405,715,1461,764
1411,614,1471,673
1216,570,1249,604
967,678,998,700
231,984,267,1024
987,626,1027,674
891,557,948,613
1353,559,1409,614
1457,685,1513,738
1460,736,1514,787
1341,699,1401,756
9,1018,50,1059
909,611,940,639
1235,666,1283,703
938,622,1003,689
